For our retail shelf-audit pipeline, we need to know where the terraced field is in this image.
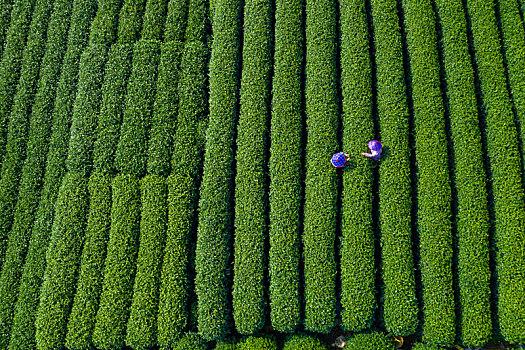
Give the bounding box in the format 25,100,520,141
0,0,523,349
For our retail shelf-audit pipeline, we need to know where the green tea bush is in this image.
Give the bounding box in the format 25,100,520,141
0,0,36,168
411,343,441,350
126,175,167,349
195,0,241,340
147,40,184,177
303,0,338,333
0,0,14,58
93,43,133,174
65,172,112,350
115,39,160,176
215,341,237,350
92,174,141,350
370,0,418,336
7,0,96,346
173,332,207,350
498,0,525,168
34,174,89,350
141,0,168,41
282,334,327,350
163,0,188,42
0,0,64,342
232,0,272,335
345,332,395,350
34,43,106,350
338,0,375,332
434,0,491,346
0,0,54,268
184,0,207,42
238,336,277,350
157,38,207,350
268,0,303,333
89,0,123,45
116,0,146,43
464,0,525,343
400,0,455,345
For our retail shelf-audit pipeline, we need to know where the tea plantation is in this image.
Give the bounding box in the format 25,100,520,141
0,0,523,348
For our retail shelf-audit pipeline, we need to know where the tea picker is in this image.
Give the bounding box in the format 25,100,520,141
331,140,383,168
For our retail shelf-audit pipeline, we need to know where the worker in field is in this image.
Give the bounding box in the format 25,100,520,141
362,140,382,168
331,152,351,168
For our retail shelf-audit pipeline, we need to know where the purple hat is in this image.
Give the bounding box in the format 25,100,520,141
368,140,382,151
331,153,346,168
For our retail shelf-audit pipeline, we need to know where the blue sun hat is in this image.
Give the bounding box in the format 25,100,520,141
331,152,346,168
368,140,382,151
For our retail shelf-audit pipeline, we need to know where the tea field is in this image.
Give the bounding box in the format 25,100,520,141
0,0,523,348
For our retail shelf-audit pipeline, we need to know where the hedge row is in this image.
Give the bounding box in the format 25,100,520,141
7,0,96,346
116,0,146,44
498,0,525,169
434,0,492,346
345,332,395,350
164,0,188,42
195,0,241,340
34,174,89,350
0,0,72,340
303,0,338,333
184,0,208,43
0,0,35,169
93,43,133,173
35,43,106,350
140,0,167,41
92,174,141,350
0,0,14,58
338,0,375,332
64,172,111,350
232,0,271,335
173,332,207,350
370,0,418,335
89,0,122,45
147,40,184,176
158,37,208,346
268,0,303,333
115,39,160,176
465,0,525,343
401,0,455,345
282,335,327,350
125,175,167,350
238,337,278,350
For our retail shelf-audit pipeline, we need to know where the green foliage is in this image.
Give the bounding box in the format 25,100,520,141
232,0,271,335
370,0,418,335
400,0,455,345
411,343,441,350
7,1,95,345
34,174,89,350
66,44,107,176
268,0,303,333
215,341,237,350
0,0,36,169
464,0,525,343
303,0,338,333
433,0,491,346
338,0,375,332
282,334,327,350
238,336,277,350
498,0,525,172
65,172,112,350
126,175,167,350
115,39,160,176
147,40,184,176
89,0,123,45
345,332,395,350
164,0,188,42
117,0,146,43
172,332,207,350
184,0,208,43
0,0,72,339
195,0,241,340
0,0,54,268
0,0,14,58
93,43,133,174
92,174,141,350
141,0,168,41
